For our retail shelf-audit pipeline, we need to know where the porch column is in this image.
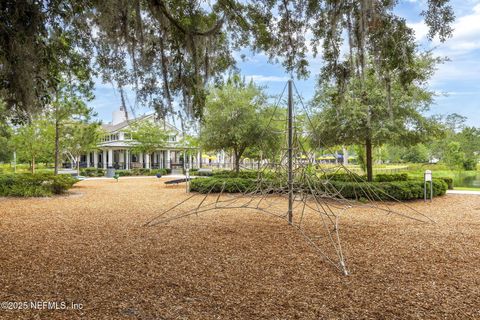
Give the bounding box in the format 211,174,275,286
102,149,107,169
139,152,144,168
86,152,91,167
93,151,98,168
183,150,186,169
119,150,124,169
166,150,171,169
159,151,164,169
197,150,201,169
108,149,113,168
125,150,130,170
145,153,150,169
189,152,193,170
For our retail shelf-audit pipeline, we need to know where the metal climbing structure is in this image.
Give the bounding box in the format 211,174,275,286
145,80,432,275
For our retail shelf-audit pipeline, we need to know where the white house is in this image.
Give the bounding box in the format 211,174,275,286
79,106,200,171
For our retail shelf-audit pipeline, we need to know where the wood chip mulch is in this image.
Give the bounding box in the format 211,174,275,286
0,178,479,319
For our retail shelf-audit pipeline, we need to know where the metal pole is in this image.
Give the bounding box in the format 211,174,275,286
424,178,426,202
13,150,16,173
287,80,293,225
430,180,433,203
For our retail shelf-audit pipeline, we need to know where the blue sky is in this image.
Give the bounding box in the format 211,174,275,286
91,0,480,127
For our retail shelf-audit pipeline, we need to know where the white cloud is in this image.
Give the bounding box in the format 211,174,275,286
408,21,429,42
409,3,480,56
246,75,290,82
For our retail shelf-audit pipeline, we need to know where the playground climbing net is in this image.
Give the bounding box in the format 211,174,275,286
144,80,432,275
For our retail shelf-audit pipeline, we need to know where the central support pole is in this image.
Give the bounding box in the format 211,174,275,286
287,80,293,225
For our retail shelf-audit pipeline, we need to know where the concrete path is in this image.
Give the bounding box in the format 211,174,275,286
447,190,480,195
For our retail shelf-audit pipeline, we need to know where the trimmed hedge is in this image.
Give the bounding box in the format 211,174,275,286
212,170,265,179
80,168,105,177
190,177,258,193
80,167,172,177
374,173,409,182
320,172,409,182
319,179,447,201
116,168,169,176
438,176,454,190
189,176,448,201
0,173,78,197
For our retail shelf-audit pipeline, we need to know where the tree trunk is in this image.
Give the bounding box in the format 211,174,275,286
343,146,349,166
31,156,35,174
13,150,17,173
365,137,373,182
54,118,59,175
77,155,80,176
234,152,240,173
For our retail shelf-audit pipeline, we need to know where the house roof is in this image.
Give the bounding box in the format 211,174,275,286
101,113,179,133
101,114,150,133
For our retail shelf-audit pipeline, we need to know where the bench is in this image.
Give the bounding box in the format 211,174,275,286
164,178,192,185
197,168,213,176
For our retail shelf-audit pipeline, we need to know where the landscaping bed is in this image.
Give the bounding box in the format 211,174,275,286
0,173,77,197
0,178,478,319
80,167,172,177
190,172,448,200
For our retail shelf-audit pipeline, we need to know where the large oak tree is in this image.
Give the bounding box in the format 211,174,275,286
1,0,455,122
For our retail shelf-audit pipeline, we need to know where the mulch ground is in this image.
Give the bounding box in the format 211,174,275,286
0,177,479,319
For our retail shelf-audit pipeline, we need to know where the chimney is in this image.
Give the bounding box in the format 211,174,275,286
112,106,127,125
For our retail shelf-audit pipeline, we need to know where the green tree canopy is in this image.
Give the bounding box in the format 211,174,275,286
126,120,171,156
1,1,455,120
11,118,55,173
309,54,443,181
63,121,103,174
200,76,275,172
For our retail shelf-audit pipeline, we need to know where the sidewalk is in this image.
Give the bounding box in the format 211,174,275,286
447,190,480,195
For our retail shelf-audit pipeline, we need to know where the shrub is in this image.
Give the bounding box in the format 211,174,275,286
152,169,168,176
83,168,170,177
462,158,477,171
130,168,150,175
190,177,260,193
197,170,213,176
319,172,364,182
0,173,78,197
438,177,454,189
374,173,409,182
189,176,447,201
80,168,105,177
47,174,78,194
115,168,168,177
318,172,409,182
315,179,447,201
116,170,132,176
212,170,270,179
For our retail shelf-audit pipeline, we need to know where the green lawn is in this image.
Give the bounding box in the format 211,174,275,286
451,187,480,191
0,163,54,174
